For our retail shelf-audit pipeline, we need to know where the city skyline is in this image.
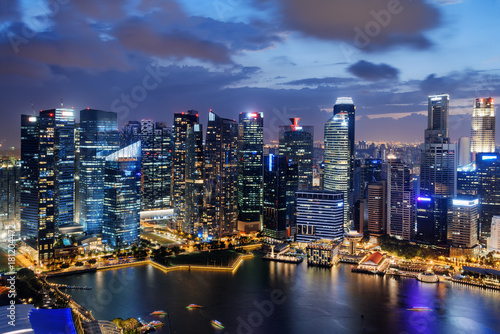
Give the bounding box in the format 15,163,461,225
1,0,500,149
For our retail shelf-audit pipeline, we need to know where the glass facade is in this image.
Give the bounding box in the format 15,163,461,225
477,153,500,240
387,159,415,241
185,123,204,236
471,98,495,160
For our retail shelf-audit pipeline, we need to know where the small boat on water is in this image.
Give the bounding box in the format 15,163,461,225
407,307,432,312
417,272,439,283
186,304,203,309
149,320,164,328
211,320,224,329
150,310,167,315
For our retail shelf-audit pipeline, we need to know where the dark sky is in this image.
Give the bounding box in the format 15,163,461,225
1,0,500,149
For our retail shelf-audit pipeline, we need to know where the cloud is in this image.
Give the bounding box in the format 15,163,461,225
347,60,399,81
257,0,440,51
284,77,356,86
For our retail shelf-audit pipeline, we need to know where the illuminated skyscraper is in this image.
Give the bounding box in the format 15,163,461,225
0,157,20,230
367,181,386,235
458,136,471,167
449,198,479,256
238,112,263,232
103,141,141,248
279,118,314,190
471,98,495,161
324,98,354,225
172,110,199,230
205,111,238,238
20,108,75,263
119,121,141,149
476,152,500,240
141,120,172,211
79,109,118,236
185,123,204,236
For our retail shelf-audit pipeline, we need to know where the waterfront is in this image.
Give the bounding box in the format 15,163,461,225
49,254,500,334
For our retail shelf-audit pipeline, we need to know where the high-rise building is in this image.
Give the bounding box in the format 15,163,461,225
119,121,141,149
449,198,479,251
295,191,344,243
471,98,495,161
172,110,199,230
387,159,415,241
458,137,471,167
79,109,118,236
324,98,354,225
238,112,264,232
103,141,141,248
367,181,386,235
476,152,500,240
457,163,478,196
263,154,298,241
488,216,500,252
20,108,75,264
185,123,204,236
361,159,383,197
0,157,20,230
418,94,456,245
279,118,314,190
140,120,172,211
205,111,238,238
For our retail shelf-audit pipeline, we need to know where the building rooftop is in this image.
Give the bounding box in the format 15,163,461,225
361,252,384,266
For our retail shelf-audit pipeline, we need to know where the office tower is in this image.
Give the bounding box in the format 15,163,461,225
353,198,367,233
185,123,204,236
119,121,141,149
279,118,314,190
79,109,118,236
387,159,415,240
457,163,478,196
418,94,456,245
20,108,75,264
74,125,81,224
0,157,20,229
471,98,495,161
263,154,298,241
141,120,172,211
103,141,141,248
295,190,344,243
458,137,471,167
449,198,479,255
476,153,500,240
488,216,500,252
238,112,264,232
361,159,383,197
205,111,238,238
367,181,386,235
172,110,199,230
324,99,353,224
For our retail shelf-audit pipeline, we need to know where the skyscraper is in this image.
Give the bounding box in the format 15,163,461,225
457,163,478,196
279,118,314,190
238,112,264,232
471,98,495,161
205,111,238,238
20,108,75,264
141,120,172,211
295,190,344,243
119,120,141,149
387,158,415,241
367,181,386,235
324,98,354,225
263,154,298,241
476,152,500,240
103,141,141,248
458,136,471,167
449,198,479,257
0,157,20,230
79,109,118,236
417,94,456,245
172,110,199,230
185,123,204,236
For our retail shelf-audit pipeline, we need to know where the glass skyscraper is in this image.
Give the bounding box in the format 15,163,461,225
185,123,204,236
324,98,354,225
79,109,118,236
476,152,500,240
0,157,20,230
205,111,238,238
103,141,141,248
279,118,314,190
238,112,264,231
471,97,495,160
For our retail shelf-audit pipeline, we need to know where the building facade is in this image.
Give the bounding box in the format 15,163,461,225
449,198,479,250
471,97,495,160
367,181,386,235
476,153,500,240
387,159,415,241
185,123,204,236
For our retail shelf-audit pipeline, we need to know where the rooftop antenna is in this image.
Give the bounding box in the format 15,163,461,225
30,101,35,115
60,97,63,108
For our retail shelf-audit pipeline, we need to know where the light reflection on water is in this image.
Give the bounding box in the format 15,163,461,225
50,255,500,334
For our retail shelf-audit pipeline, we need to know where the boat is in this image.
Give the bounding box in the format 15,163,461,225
148,320,164,328
186,304,203,309
407,306,432,312
211,320,225,329
417,272,439,283
150,310,167,316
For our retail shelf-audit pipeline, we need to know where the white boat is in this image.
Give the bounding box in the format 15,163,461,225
417,272,439,283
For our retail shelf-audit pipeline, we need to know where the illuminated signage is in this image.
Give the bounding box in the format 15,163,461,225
452,199,479,207
28,117,37,122
62,111,74,117
481,155,498,161
417,197,431,202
